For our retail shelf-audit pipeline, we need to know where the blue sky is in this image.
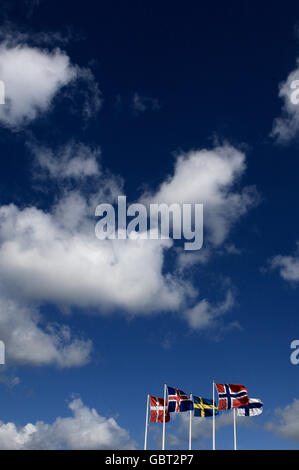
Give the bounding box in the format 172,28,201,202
0,0,299,450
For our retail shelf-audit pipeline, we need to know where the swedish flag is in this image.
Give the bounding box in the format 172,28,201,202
193,396,218,417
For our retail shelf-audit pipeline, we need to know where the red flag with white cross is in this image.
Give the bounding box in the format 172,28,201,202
149,396,170,423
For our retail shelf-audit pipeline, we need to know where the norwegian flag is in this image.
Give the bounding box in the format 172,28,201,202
149,396,170,423
167,386,193,413
216,384,249,410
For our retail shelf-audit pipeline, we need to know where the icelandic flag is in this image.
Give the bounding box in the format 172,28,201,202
167,386,193,413
216,383,249,410
237,398,263,417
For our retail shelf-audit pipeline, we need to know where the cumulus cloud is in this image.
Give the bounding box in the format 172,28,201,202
142,144,258,247
0,40,102,128
269,242,299,283
0,200,189,313
0,397,136,449
0,43,77,127
0,291,92,367
0,191,189,366
0,142,257,364
266,399,299,442
272,60,299,142
0,140,190,366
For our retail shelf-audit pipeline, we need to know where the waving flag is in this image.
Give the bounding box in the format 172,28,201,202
193,396,219,417
237,398,263,417
216,383,249,410
168,386,193,412
149,396,170,423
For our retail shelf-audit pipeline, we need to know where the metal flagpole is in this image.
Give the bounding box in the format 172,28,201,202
144,393,149,450
188,393,193,450
233,408,237,450
162,383,167,450
212,381,215,450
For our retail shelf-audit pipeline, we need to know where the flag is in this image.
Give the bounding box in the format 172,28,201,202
167,386,193,412
149,396,170,423
193,396,219,417
237,398,263,417
216,383,249,410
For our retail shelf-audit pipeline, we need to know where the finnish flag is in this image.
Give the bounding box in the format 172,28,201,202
237,398,263,417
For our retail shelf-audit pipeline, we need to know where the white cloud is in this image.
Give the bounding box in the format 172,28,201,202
0,40,102,128
183,289,235,330
0,142,257,363
0,140,191,366
0,43,77,127
0,190,190,366
175,247,212,272
272,60,299,142
30,141,123,204
0,200,189,313
266,399,299,442
0,397,136,449
270,242,299,282
142,144,258,247
0,291,92,367
31,141,101,179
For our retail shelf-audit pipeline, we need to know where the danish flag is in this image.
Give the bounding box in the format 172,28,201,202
167,386,193,413
149,396,170,423
216,383,249,410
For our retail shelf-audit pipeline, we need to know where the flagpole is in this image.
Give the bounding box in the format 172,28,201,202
212,381,215,450
162,382,167,450
144,393,149,450
188,393,193,450
233,408,237,450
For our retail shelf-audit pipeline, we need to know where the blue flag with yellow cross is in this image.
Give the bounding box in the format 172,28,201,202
193,396,218,417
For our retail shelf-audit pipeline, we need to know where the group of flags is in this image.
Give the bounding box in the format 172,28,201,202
150,384,263,422
145,383,263,450
150,390,217,422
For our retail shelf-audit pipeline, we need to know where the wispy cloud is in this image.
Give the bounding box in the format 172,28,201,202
266,399,299,443
31,141,101,180
183,289,237,331
131,92,160,115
